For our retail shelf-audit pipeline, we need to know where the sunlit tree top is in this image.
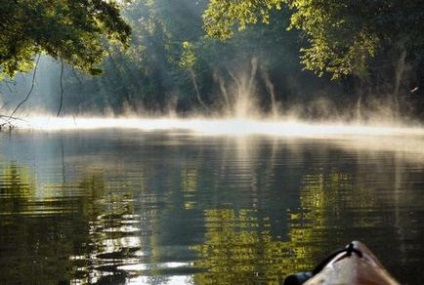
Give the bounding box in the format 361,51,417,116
0,0,131,78
203,0,424,79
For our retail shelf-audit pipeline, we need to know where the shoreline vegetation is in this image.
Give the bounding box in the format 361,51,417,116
1,1,424,124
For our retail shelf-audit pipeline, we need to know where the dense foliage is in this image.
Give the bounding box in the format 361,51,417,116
0,0,131,78
49,0,337,116
2,0,424,120
204,0,424,80
202,0,284,40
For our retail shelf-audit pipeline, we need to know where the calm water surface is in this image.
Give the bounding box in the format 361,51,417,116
0,128,424,284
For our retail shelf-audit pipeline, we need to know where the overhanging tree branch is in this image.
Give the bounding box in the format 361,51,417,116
57,59,64,116
9,54,41,117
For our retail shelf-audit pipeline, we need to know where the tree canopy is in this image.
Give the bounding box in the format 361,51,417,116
203,0,424,79
202,0,283,40
4,0,424,120
0,0,131,78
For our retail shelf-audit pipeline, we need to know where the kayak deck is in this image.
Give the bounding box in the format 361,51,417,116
285,241,400,285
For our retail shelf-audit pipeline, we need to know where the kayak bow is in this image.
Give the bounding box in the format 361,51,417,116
284,241,400,285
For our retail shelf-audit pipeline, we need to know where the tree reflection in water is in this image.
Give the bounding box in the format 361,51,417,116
1,131,424,284
191,208,308,285
70,174,142,285
0,162,81,284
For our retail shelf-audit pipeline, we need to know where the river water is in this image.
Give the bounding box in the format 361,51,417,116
0,119,423,284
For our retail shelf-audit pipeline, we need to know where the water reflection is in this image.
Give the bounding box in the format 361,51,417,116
0,161,84,284
192,209,293,285
0,162,35,215
71,173,141,285
0,130,423,284
287,150,424,283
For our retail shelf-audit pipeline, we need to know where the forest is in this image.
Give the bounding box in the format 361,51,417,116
1,0,424,122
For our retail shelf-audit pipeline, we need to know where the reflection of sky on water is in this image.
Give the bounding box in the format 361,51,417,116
14,116,424,161
128,275,193,285
78,195,144,284
1,124,424,284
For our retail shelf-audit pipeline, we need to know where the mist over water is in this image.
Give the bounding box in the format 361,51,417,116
3,3,424,284
1,120,423,284
8,57,424,158
2,59,424,285
1,56,423,150
4,56,422,142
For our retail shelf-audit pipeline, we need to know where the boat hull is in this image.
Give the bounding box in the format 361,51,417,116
304,241,399,285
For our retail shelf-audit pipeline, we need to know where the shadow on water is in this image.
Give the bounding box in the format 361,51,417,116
0,130,423,284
